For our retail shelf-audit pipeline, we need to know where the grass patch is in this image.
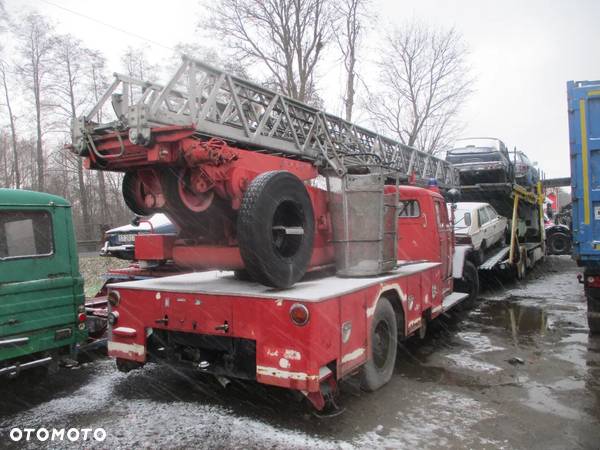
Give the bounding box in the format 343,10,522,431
79,255,130,296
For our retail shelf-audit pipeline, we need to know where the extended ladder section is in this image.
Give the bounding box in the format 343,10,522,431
72,55,458,187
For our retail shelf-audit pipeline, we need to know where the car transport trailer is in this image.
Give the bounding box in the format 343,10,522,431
452,182,546,279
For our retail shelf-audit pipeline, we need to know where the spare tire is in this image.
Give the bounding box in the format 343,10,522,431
237,171,314,288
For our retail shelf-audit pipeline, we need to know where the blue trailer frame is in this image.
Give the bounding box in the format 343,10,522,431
567,80,600,333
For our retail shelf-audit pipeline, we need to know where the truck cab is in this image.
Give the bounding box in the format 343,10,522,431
389,185,453,283
0,189,87,377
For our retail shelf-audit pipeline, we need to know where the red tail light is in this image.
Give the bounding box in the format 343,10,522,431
78,312,87,323
290,303,310,326
587,275,600,288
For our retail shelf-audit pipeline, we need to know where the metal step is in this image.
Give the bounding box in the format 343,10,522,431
479,246,511,270
73,55,459,187
442,292,469,312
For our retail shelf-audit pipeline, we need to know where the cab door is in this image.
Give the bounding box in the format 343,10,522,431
0,207,80,362
434,199,452,280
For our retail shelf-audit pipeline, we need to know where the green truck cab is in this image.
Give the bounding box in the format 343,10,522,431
0,189,86,377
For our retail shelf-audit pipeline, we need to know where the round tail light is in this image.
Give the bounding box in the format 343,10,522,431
289,303,309,326
78,312,87,323
108,290,121,307
108,311,119,326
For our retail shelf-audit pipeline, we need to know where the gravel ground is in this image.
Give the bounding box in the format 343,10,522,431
0,255,598,449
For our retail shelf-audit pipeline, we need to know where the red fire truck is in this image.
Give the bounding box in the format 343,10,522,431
71,56,476,410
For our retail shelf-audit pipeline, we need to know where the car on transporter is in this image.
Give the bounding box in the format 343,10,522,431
449,202,508,260
446,137,514,184
513,150,540,186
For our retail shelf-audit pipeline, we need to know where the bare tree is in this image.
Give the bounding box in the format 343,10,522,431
168,42,250,79
0,60,20,188
120,46,159,107
51,34,94,238
121,46,159,81
15,13,57,191
0,0,8,32
88,49,111,225
365,22,472,154
336,0,370,121
205,0,336,103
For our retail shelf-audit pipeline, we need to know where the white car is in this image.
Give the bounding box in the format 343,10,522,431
448,202,507,253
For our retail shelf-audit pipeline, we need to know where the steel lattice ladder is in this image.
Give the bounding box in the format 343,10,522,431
72,55,458,187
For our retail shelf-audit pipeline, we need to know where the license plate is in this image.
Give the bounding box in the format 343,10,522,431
118,234,136,243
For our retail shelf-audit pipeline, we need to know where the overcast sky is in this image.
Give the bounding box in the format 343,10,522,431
6,0,600,178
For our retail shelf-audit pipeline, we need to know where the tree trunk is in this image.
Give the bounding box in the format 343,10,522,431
91,63,110,228
33,64,44,191
1,67,20,189
65,55,92,240
1,133,8,187
345,57,355,122
97,171,109,225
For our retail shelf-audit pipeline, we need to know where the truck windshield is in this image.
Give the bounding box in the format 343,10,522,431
0,211,53,260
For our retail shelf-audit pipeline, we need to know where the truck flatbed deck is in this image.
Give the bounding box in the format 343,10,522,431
109,261,441,302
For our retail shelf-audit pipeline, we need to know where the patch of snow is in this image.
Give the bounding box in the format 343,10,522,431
353,390,506,449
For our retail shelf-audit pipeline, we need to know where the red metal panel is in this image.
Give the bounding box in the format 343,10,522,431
135,234,176,261
338,289,369,377
172,245,244,270
404,274,423,336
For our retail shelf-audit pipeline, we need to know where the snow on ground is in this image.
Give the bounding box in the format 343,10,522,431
352,390,508,449
444,332,505,373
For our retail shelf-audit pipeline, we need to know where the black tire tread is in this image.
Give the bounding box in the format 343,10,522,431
455,260,479,307
360,297,398,392
547,232,571,255
237,171,314,288
588,295,600,334
122,171,152,216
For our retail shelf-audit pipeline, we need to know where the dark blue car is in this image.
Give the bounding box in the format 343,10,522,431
100,213,177,260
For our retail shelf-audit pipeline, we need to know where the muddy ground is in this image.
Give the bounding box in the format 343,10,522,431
0,255,598,449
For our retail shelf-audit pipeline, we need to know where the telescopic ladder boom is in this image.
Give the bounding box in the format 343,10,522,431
72,55,458,187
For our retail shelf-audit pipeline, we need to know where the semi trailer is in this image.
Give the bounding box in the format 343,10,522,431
568,80,600,334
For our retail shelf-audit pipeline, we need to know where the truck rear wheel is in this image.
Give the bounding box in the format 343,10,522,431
360,297,398,392
455,260,479,307
161,169,230,240
123,171,153,216
116,358,142,373
237,171,315,288
547,232,571,255
588,295,600,334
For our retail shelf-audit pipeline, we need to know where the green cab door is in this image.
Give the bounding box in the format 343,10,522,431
0,192,85,364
